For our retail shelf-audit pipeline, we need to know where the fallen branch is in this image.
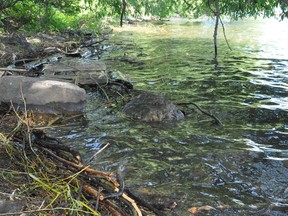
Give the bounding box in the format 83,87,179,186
82,183,105,200
39,147,144,215
41,147,115,181
104,165,125,200
122,193,142,216
0,67,28,72
125,189,166,216
33,130,82,162
44,47,81,57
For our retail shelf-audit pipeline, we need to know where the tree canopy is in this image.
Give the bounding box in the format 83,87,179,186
0,0,288,31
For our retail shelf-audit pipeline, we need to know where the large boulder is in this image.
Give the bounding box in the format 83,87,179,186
122,92,184,122
0,76,86,114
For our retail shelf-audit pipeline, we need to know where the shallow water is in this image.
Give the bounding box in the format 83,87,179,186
61,18,288,215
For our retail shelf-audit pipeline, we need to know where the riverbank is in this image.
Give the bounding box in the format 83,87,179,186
0,29,110,67
0,28,178,215
0,29,125,215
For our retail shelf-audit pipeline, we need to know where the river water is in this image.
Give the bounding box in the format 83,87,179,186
61,18,288,215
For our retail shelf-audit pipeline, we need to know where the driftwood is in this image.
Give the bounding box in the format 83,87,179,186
0,67,27,72
6,128,144,215
39,143,143,215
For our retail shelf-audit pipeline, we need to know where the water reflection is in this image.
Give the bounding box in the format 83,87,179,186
55,19,288,215
246,139,288,160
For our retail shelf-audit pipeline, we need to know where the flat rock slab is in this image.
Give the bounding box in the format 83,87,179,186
0,76,86,114
42,59,109,85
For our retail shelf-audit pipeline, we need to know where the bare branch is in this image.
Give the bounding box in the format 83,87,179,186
219,17,232,51
183,0,193,10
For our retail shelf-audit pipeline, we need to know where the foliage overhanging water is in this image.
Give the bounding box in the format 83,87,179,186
60,18,288,215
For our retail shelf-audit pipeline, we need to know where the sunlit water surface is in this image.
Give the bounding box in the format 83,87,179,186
57,18,288,215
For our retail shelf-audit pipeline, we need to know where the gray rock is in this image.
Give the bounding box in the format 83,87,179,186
0,199,24,214
42,60,108,85
0,76,86,114
122,92,184,122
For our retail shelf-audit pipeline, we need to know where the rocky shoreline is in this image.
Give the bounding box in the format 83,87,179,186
0,31,185,122
0,30,184,215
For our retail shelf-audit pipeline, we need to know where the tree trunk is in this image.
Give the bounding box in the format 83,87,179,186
120,0,126,27
213,0,220,64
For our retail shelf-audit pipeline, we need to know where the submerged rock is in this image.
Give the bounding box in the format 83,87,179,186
0,76,86,114
122,92,184,122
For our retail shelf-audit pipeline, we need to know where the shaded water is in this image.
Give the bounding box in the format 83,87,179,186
62,18,288,215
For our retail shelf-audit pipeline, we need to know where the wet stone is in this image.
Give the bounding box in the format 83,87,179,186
122,92,184,122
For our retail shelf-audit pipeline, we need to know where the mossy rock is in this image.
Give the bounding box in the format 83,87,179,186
122,92,184,122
